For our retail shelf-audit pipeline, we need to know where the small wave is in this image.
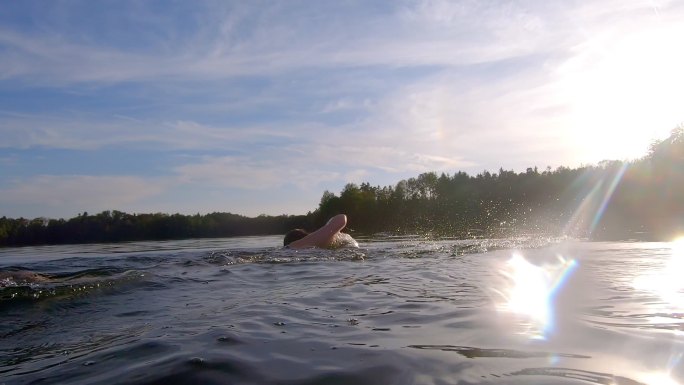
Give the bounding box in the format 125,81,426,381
1,325,149,376
368,236,566,260
204,248,367,265
408,344,590,359
0,269,150,306
511,367,646,385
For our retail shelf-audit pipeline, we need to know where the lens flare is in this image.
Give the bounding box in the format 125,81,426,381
563,179,603,236
496,253,577,339
589,163,629,235
562,163,629,238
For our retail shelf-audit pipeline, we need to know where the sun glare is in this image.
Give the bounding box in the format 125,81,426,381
639,371,682,385
673,237,684,255
632,237,684,313
496,253,577,339
504,254,550,327
556,23,684,163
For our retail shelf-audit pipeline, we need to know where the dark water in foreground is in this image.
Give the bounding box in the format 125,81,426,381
1,236,682,385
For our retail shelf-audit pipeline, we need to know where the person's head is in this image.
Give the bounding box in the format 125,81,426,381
284,228,308,246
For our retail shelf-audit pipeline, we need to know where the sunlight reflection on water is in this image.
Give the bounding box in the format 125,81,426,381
632,237,684,314
640,371,682,385
494,252,577,340
631,237,684,385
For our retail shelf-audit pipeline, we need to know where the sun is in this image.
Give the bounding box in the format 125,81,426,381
554,18,684,163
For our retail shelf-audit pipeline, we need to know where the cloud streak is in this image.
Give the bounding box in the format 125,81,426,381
0,1,579,84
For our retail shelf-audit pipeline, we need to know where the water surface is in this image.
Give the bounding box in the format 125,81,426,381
1,236,682,384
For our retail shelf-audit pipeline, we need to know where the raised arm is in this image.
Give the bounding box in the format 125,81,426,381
288,214,347,249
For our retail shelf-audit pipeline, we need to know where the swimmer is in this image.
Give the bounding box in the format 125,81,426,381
0,270,51,286
284,214,358,249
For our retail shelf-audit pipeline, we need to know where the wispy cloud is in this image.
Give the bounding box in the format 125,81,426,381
0,1,573,84
0,115,296,151
0,175,169,216
0,0,682,218
174,154,341,190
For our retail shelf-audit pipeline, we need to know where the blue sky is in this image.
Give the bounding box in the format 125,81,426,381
1,0,683,219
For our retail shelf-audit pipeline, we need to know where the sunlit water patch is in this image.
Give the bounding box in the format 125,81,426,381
632,237,684,314
492,252,578,340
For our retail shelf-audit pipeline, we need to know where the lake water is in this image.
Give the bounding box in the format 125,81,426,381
1,236,682,385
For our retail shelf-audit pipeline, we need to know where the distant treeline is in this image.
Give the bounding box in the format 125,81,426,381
1,127,682,246
0,212,314,247
322,127,683,241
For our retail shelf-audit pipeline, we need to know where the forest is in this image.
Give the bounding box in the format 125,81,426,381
1,127,682,246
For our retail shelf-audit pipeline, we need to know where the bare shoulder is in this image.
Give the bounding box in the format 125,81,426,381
329,232,359,249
